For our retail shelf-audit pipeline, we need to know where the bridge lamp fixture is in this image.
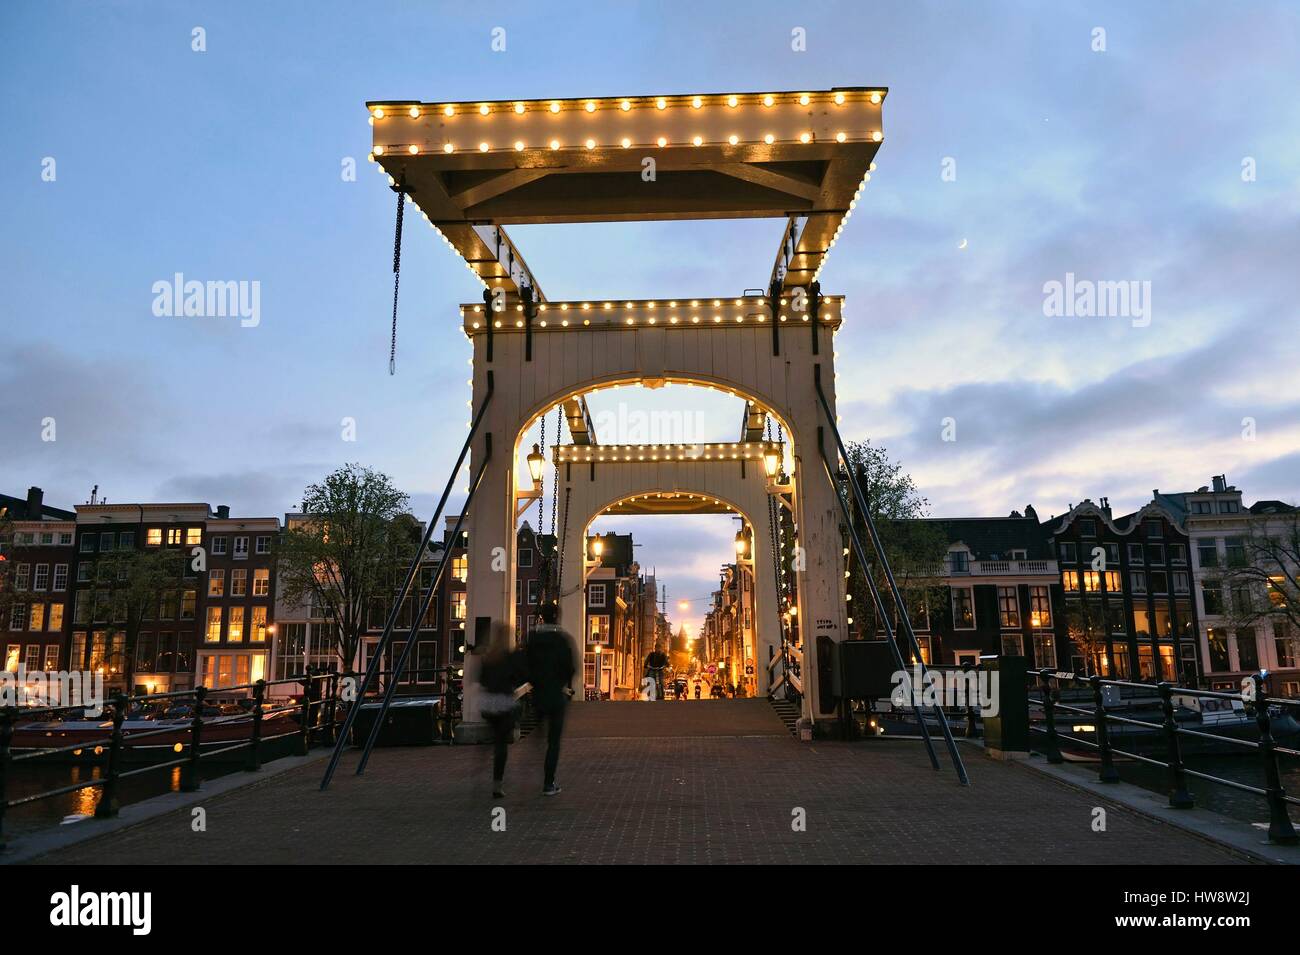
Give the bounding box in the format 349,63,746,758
763,446,780,477
734,530,749,558
591,537,604,558
526,443,545,487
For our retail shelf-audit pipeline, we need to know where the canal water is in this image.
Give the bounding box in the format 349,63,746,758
1089,750,1300,828
4,736,301,840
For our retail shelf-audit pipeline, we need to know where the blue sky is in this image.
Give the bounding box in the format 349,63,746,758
3,1,1298,635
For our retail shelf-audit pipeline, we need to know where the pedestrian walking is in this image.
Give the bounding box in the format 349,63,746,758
525,602,576,796
478,622,527,798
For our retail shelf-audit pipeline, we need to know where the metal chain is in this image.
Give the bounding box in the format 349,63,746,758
538,414,546,528
389,179,406,375
555,486,571,599
549,407,561,538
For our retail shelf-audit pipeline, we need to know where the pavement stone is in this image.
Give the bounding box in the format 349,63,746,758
28,700,1250,865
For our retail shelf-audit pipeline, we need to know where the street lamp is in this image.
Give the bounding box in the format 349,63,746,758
734,528,749,558
526,443,545,487
591,536,604,559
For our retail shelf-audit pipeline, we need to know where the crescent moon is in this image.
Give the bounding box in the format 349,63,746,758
958,238,968,249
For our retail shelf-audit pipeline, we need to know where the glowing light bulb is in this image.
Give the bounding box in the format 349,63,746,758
373,107,385,119
408,106,421,118
620,99,631,111
444,105,455,116
550,139,560,149
656,97,667,109
692,135,702,146
727,94,738,107
656,136,667,147
691,95,702,108
836,131,846,142
762,94,774,107
585,100,596,112
479,141,489,152
514,140,524,151
870,91,882,105
798,94,810,106
799,132,811,143
763,133,774,144
585,138,595,149
408,144,420,154
728,134,738,145
550,101,561,113
620,137,631,148
373,145,384,155
514,102,525,114
834,92,845,105
479,104,490,115
872,130,882,142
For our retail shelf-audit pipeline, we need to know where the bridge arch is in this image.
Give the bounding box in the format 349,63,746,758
460,317,849,735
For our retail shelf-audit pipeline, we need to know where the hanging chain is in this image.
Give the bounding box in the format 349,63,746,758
388,177,406,375
555,486,572,600
537,414,546,528
549,407,561,537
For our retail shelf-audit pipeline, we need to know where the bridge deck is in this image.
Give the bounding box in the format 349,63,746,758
31,701,1247,865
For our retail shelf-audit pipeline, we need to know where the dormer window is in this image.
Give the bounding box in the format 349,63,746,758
948,550,969,573
1078,518,1097,537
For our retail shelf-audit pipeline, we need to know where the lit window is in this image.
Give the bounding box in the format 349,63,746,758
186,527,202,546
208,570,225,597
253,568,270,597
146,528,162,547
206,607,223,642
251,606,268,641
228,607,244,643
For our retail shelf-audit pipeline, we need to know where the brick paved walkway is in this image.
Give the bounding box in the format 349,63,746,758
32,701,1248,864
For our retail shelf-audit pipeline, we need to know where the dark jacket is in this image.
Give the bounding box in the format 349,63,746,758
479,648,527,696
526,624,577,712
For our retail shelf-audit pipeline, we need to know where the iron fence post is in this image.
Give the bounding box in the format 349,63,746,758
963,663,978,738
1039,669,1063,764
298,667,315,756
246,680,266,772
0,705,15,850
181,685,207,792
324,671,340,746
1253,673,1299,844
1090,675,1120,783
93,693,128,819
1158,682,1193,808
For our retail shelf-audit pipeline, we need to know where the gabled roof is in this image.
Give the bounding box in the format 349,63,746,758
1250,500,1297,515
0,491,75,521
923,517,1054,561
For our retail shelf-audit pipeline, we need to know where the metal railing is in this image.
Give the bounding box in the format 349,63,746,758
0,670,343,850
1027,669,1299,845
0,664,460,850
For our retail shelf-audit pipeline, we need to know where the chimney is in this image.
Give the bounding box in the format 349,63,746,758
1212,475,1226,493
1024,504,1038,522
25,486,43,517
215,505,230,519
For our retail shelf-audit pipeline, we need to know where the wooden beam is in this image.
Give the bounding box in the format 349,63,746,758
714,163,823,202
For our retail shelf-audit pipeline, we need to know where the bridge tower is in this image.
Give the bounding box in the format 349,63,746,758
367,87,886,738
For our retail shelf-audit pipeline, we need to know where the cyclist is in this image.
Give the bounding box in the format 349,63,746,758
643,643,670,701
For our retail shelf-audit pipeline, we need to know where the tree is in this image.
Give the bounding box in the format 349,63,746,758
1223,509,1300,642
1063,598,1108,676
95,547,190,690
839,441,948,647
276,464,416,673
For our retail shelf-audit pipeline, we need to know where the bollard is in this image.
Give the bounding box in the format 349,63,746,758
181,686,207,792
0,706,16,850
1039,669,1064,764
1158,682,1193,808
1253,673,1299,844
94,693,128,819
246,680,266,772
963,663,978,739
1090,675,1120,783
